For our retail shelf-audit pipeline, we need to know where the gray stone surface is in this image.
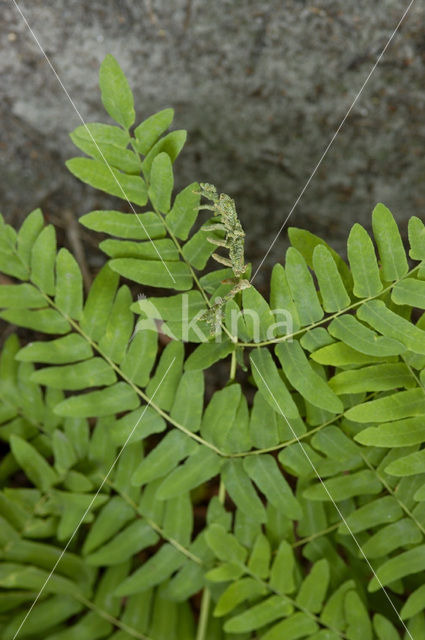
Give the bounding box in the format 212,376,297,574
1,0,425,286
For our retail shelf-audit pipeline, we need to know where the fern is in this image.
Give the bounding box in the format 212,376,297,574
1,54,425,640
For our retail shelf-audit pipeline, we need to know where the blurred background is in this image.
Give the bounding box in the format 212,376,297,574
1,0,425,289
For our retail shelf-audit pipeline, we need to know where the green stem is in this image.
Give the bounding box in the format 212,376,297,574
196,473,226,640
292,523,340,548
195,588,212,640
231,399,364,458
229,349,237,381
218,478,226,504
76,594,154,640
361,453,425,537
237,263,421,348
106,479,202,564
37,289,359,461
41,291,224,456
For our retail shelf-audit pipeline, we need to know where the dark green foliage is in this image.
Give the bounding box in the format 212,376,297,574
1,55,425,640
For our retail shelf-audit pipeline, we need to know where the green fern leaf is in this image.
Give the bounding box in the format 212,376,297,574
347,223,382,297
114,544,186,596
337,496,402,535
263,538,296,589
408,216,425,260
260,612,318,640
0,283,46,309
80,264,119,340
372,203,408,281
16,208,44,266
303,469,381,501
120,329,157,387
384,449,425,476
285,247,324,324
66,158,147,205
346,388,425,423
99,54,135,129
31,358,116,390
357,299,425,355
222,459,267,523
312,244,350,312
69,124,140,174
170,370,204,431
368,545,425,592
86,520,158,566
142,130,187,178
134,108,174,154
54,382,139,418
30,224,56,295
16,334,92,364
163,493,193,546
0,308,69,334
55,249,83,320
373,613,401,640
148,151,174,214
328,314,405,356
250,348,300,419
295,558,330,613
109,257,192,289
155,447,223,500
362,518,422,559
166,182,200,240
275,341,343,414
79,209,165,239
344,590,372,640
98,285,133,363
243,455,302,520
10,435,58,491
355,417,425,447
401,584,425,620
131,430,197,487
392,277,425,308
329,363,414,394
82,496,134,555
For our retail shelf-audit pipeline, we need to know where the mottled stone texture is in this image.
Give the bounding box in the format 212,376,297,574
2,0,425,285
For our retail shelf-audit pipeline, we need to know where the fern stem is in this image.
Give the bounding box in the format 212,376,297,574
106,479,203,564
237,262,422,348
403,353,425,390
292,522,340,548
195,587,211,640
76,594,154,640
34,288,352,461
232,401,356,458
39,290,226,456
218,478,226,504
196,480,226,640
229,349,237,381
361,453,425,537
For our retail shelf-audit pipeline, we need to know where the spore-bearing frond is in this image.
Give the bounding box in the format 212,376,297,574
196,183,251,335
197,183,248,279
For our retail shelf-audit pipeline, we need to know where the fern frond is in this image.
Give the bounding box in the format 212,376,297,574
3,53,425,640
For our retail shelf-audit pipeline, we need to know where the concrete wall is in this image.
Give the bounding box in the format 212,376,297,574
2,0,424,285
